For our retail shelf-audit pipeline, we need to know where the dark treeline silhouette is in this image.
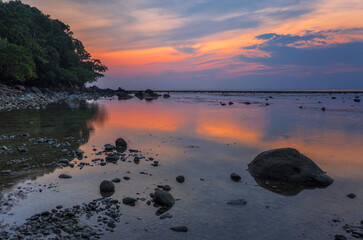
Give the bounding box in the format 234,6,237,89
0,1,107,88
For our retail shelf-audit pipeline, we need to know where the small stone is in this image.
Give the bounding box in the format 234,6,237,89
163,185,171,191
123,197,137,206
334,235,347,240
111,178,121,183
230,173,241,182
100,180,115,192
170,226,188,232
176,175,185,183
115,138,127,148
59,174,72,179
227,199,247,206
347,193,356,199
18,147,28,153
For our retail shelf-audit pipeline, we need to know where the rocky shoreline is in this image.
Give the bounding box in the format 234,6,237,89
0,84,169,112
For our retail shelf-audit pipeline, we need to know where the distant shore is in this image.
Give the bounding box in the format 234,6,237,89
127,89,363,94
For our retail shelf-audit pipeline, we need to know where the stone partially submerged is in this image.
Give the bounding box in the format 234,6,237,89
248,148,333,195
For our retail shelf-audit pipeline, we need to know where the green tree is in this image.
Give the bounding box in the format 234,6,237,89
0,1,108,86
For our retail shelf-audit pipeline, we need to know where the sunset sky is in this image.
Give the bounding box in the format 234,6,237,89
23,0,363,90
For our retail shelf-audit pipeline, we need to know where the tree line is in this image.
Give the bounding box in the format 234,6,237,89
0,1,107,87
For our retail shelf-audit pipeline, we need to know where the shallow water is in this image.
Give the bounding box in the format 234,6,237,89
0,92,363,239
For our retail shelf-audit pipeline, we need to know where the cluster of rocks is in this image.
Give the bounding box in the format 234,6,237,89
0,84,170,111
1,198,122,239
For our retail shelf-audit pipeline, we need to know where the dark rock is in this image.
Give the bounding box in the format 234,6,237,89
228,101,234,105
231,173,241,182
59,174,72,179
160,213,173,219
334,235,347,240
100,180,115,192
18,147,28,153
75,150,84,159
163,94,171,98
123,197,137,206
347,193,356,199
106,153,119,162
176,175,185,183
115,138,127,148
170,226,188,232
134,157,140,164
163,185,171,191
153,190,175,207
104,144,116,151
111,178,121,183
123,176,130,180
321,107,326,111
354,99,361,103
248,148,333,189
227,199,247,206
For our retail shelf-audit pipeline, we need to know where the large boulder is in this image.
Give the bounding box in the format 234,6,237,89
248,148,333,188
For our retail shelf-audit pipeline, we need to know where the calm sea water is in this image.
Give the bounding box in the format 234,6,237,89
0,92,362,239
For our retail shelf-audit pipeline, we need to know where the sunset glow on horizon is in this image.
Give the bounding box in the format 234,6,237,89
23,0,363,89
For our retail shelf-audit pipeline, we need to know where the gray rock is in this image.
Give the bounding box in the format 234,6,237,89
100,180,115,192
170,226,188,232
248,148,334,188
176,175,185,183
153,190,175,207
59,174,72,179
162,185,171,191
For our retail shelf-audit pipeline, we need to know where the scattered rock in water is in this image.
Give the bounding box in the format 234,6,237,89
248,148,333,195
104,144,116,151
58,174,72,179
153,189,175,207
334,235,347,240
227,199,247,206
346,193,356,199
163,94,171,98
111,178,121,183
100,180,115,192
176,175,185,183
354,99,361,103
229,101,234,105
160,213,173,219
321,107,326,111
75,150,84,159
162,185,171,191
123,197,137,206
244,102,251,105
106,153,119,162
115,138,127,148
170,226,188,232
134,156,140,164
230,173,241,182
18,147,28,153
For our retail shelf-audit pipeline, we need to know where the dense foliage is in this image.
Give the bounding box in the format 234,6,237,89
0,1,107,86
